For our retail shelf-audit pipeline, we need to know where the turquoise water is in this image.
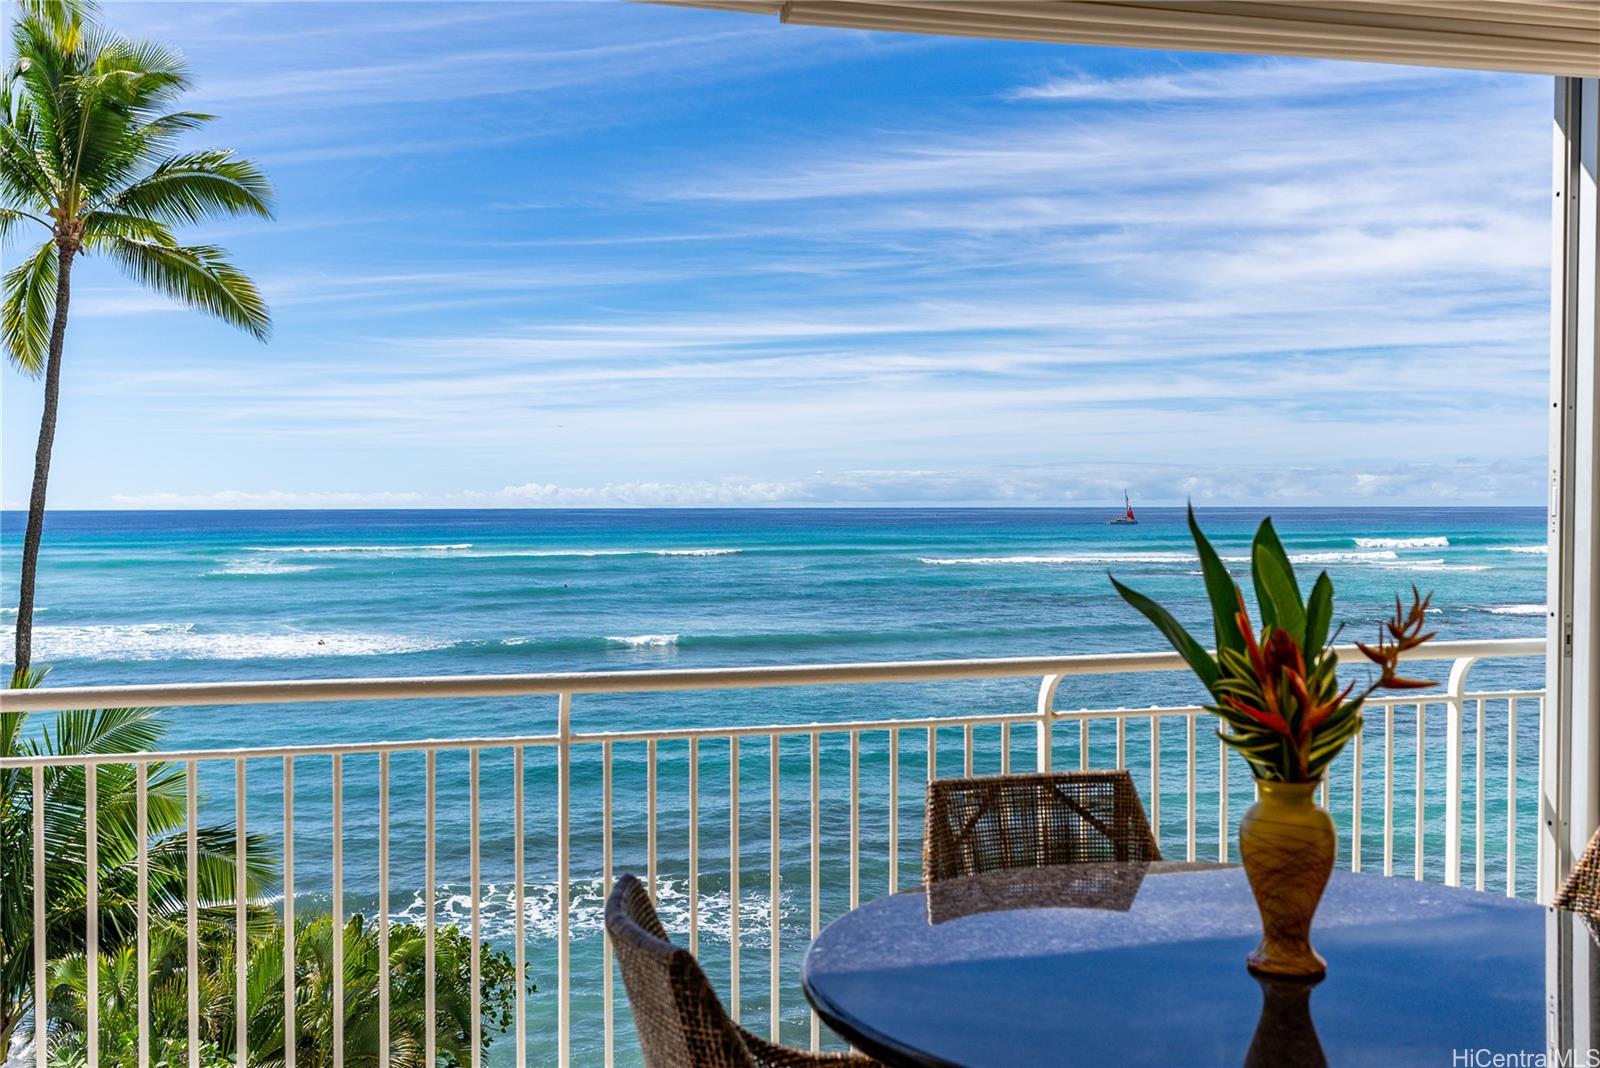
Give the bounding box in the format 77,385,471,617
0,507,1549,1063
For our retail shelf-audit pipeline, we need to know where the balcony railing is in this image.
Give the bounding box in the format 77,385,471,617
2,636,1544,1067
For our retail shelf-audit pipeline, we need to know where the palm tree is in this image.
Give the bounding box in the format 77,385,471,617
0,676,275,1055
1,11,273,677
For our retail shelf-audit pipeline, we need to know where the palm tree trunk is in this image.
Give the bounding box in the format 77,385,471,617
13,242,75,682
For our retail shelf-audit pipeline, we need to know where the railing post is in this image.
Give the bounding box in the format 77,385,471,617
1444,657,1478,887
1036,674,1062,773
557,691,572,1068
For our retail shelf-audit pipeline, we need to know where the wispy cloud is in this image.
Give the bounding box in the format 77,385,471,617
1,14,1551,508
1008,58,1468,102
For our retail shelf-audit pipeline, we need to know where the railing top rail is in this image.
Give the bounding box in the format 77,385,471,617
0,637,1543,713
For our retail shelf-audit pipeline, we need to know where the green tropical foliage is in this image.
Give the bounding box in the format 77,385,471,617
1111,506,1436,782
1,672,272,1054
45,916,523,1068
2,8,272,677
5,679,527,1061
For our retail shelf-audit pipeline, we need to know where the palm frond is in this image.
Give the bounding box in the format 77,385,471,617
81,206,174,245
103,149,273,224
13,1,97,43
2,238,57,374
102,236,270,340
43,705,166,759
0,205,48,246
0,102,60,210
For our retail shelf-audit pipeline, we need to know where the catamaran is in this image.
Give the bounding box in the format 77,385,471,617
1108,491,1137,525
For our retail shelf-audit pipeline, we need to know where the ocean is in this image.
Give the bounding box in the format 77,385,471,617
0,507,1550,1063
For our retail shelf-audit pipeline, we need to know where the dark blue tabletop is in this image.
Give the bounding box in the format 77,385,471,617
802,863,1567,1067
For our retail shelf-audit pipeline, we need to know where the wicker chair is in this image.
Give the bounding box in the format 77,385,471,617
1554,826,1600,917
606,874,876,1067
923,770,1161,883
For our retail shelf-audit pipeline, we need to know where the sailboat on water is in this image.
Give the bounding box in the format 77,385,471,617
1107,491,1137,525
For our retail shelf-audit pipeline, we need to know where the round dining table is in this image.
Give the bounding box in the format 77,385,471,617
801,861,1582,1066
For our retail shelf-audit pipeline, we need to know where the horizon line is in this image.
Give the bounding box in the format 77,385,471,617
0,502,1550,515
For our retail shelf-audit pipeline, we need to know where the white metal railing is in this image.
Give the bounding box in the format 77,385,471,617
2,636,1544,1067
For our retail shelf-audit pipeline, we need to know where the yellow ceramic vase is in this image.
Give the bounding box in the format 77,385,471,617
1238,779,1335,979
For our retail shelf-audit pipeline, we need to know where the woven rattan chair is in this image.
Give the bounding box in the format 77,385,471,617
1554,826,1600,917
923,770,1161,883
606,874,876,1067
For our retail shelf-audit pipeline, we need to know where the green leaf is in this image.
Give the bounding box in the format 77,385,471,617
1306,713,1364,778
1251,517,1306,644
1305,570,1333,654
1110,574,1218,693
1188,503,1245,659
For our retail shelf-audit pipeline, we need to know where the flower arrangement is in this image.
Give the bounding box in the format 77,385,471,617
1110,507,1436,784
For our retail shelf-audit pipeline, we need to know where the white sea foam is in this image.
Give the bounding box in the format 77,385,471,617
208,559,321,576
921,552,1194,566
1379,560,1489,573
1,622,450,661
242,544,739,560
652,548,741,557
246,543,473,554
606,633,680,648
1286,550,1399,564
924,548,1417,567
1489,604,1546,616
464,547,738,559
1491,545,1547,555
389,876,794,946
1353,536,1450,549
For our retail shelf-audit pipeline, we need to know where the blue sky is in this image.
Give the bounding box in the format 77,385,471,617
0,2,1553,508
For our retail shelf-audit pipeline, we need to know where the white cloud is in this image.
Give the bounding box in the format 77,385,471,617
1008,58,1465,103
104,459,1543,510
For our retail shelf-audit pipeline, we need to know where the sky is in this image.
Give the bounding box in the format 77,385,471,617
0,1,1555,509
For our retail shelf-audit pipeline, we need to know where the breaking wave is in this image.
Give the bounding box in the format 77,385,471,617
921,549,1435,568
921,552,1194,566
1488,604,1546,616
207,559,322,576
246,543,474,554
605,633,681,648
242,544,740,560
1491,545,1547,555
389,876,795,946
1286,550,1399,564
1353,536,1449,549
3,622,452,662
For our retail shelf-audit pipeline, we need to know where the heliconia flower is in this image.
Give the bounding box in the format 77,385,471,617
1302,680,1356,734
1221,694,1292,737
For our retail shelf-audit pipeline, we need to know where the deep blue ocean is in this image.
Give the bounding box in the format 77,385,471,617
0,507,1550,1063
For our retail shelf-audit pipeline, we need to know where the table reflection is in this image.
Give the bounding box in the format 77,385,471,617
1243,976,1327,1068
926,861,1149,923
925,859,1234,924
